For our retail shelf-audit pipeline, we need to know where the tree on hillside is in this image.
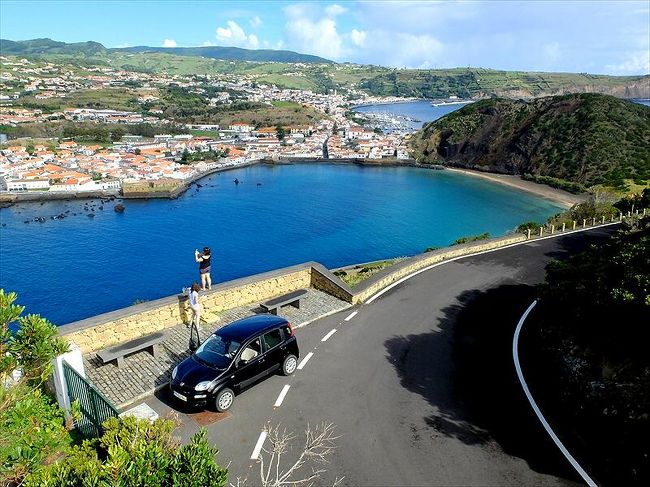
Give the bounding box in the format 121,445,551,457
276,125,286,141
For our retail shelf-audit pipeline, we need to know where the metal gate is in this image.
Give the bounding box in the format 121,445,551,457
62,360,120,438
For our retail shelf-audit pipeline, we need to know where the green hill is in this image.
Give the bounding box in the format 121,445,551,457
0,38,331,64
115,45,331,64
410,93,650,189
359,68,649,99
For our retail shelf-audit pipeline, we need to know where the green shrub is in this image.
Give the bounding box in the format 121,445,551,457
452,232,490,245
516,221,542,233
27,417,228,486
0,386,74,485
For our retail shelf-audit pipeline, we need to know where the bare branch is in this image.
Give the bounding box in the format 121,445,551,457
256,422,340,487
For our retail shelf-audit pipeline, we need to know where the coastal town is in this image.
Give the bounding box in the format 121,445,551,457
0,56,414,196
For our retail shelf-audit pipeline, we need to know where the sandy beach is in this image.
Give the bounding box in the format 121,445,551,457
445,167,586,208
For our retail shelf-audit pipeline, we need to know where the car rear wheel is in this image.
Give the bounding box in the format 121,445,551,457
282,354,298,376
215,387,234,412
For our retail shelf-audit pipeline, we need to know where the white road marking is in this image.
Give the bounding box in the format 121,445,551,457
274,385,291,407
344,310,358,321
513,300,598,487
297,352,313,370
250,431,267,460
321,329,337,342
365,222,622,304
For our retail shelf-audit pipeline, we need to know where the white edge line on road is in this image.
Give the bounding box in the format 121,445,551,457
365,222,621,304
274,384,291,407
344,310,358,321
513,300,598,487
250,430,267,460
297,352,313,370
321,329,337,342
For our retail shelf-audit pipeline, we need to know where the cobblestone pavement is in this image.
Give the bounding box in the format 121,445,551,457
85,289,350,408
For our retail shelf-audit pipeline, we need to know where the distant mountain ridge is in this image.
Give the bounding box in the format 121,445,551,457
410,93,650,188
0,38,332,64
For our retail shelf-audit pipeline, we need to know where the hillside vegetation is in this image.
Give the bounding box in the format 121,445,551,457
0,38,330,64
410,93,650,189
2,39,648,98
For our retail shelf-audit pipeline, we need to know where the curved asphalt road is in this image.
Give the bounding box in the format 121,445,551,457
157,227,617,486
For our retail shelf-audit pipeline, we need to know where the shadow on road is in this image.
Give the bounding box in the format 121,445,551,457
384,283,581,483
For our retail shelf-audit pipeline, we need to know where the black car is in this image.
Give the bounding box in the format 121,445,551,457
170,314,299,412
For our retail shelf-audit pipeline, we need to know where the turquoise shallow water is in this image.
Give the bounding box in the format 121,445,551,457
0,164,563,325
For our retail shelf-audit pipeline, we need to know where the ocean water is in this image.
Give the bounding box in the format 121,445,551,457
0,164,563,325
353,99,468,130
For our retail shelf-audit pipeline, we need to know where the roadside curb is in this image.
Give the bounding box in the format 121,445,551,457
513,300,597,487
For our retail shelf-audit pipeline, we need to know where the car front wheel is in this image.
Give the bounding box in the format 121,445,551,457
282,354,298,376
215,387,234,412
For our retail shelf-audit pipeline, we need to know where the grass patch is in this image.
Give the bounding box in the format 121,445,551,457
334,258,406,287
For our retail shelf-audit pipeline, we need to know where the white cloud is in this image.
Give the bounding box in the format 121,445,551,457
284,6,345,59
606,50,650,74
325,4,347,17
350,29,367,47
250,16,263,28
216,20,259,49
162,39,177,48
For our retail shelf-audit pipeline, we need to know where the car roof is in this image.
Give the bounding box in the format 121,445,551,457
216,314,288,341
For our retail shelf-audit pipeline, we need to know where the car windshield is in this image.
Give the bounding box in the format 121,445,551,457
194,334,241,369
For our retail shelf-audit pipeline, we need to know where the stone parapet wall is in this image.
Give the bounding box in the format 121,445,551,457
58,230,569,355
351,234,527,303
60,264,313,353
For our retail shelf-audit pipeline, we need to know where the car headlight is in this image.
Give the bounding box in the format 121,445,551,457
195,381,211,391
171,366,178,380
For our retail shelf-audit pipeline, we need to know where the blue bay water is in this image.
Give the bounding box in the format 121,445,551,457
0,164,563,325
353,99,469,130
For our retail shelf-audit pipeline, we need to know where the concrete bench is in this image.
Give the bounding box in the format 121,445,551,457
96,331,166,367
260,289,308,315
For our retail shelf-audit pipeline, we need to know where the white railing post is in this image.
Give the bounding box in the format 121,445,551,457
527,228,531,239
551,224,555,234
562,222,566,232
601,216,605,224
539,226,543,237
582,219,586,229
619,212,623,222
591,217,596,226
572,220,577,230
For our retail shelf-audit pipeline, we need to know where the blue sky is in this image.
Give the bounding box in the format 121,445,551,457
1,1,649,74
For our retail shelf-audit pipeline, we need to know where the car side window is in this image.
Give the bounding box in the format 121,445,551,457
262,329,283,351
281,325,292,340
240,338,261,362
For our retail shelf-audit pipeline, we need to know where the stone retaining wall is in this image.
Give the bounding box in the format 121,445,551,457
57,231,549,354
351,234,527,303
60,263,313,353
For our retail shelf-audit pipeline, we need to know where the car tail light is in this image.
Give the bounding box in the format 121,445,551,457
287,322,294,336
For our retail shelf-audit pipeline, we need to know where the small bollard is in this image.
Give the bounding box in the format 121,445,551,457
527,229,531,239
551,224,555,234
601,216,605,224
592,217,596,226
572,221,577,230
562,222,566,232
539,226,543,237
619,212,623,222
582,219,586,228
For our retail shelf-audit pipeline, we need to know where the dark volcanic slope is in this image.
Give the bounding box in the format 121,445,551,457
410,93,650,187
